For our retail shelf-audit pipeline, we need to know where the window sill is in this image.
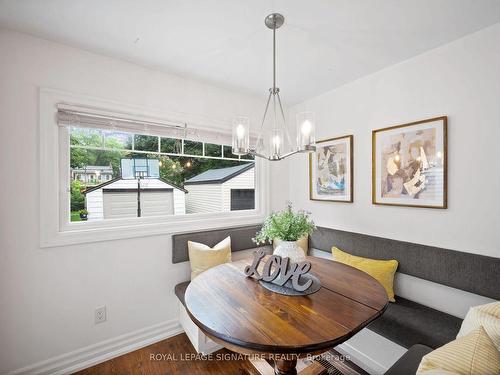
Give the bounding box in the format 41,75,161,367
41,211,266,248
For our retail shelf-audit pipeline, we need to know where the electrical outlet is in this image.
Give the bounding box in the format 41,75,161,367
95,306,106,324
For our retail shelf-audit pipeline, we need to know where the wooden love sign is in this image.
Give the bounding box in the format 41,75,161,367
244,249,314,292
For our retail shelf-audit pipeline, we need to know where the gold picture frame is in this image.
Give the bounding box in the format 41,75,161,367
309,135,353,203
372,116,447,208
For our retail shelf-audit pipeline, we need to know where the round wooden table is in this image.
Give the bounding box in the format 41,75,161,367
185,256,388,375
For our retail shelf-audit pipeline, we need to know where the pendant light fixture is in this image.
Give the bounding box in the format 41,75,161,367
232,13,316,161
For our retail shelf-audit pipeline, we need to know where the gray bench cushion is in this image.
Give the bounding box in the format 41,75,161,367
384,344,433,375
175,281,190,307
172,224,264,263
310,227,500,300
369,297,462,349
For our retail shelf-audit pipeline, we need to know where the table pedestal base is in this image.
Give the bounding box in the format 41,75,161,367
275,359,297,375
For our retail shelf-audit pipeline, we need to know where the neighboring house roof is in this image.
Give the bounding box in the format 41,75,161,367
159,178,188,193
184,163,254,185
84,177,188,194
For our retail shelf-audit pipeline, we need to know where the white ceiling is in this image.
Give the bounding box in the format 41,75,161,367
1,0,500,104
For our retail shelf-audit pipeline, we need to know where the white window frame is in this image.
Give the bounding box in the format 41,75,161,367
40,88,269,247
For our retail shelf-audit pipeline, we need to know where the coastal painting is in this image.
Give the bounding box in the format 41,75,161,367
309,135,353,202
372,117,447,208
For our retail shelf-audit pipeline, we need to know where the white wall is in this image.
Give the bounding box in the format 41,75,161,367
277,23,500,374
0,30,266,374
283,23,500,259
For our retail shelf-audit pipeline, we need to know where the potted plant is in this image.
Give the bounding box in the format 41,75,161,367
79,209,88,221
253,202,316,263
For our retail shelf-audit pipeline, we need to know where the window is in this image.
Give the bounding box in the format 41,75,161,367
39,91,267,247
160,137,182,154
204,143,222,157
69,126,256,222
230,189,255,211
134,134,158,152
183,140,203,156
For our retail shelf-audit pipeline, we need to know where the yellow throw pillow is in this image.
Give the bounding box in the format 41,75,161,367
273,235,308,255
417,326,500,375
332,247,398,302
188,237,231,280
457,301,500,351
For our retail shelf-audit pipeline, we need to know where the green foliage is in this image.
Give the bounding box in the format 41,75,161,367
70,132,126,178
160,137,182,153
254,202,316,243
70,211,82,222
70,180,85,211
79,209,88,215
183,140,203,155
104,131,132,149
152,155,184,186
70,128,103,147
134,134,158,151
204,143,222,157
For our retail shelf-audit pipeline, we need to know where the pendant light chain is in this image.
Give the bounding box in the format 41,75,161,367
273,20,276,92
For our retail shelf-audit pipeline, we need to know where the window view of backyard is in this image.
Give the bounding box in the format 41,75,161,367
70,127,255,222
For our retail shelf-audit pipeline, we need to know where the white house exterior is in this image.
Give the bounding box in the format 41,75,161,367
71,165,113,185
184,163,255,214
85,178,186,220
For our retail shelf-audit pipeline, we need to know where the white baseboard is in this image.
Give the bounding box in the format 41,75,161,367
7,319,183,375
336,342,388,375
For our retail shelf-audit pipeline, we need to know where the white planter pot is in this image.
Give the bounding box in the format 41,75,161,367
273,240,306,263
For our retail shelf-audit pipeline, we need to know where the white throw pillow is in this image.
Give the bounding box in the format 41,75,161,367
457,301,500,351
417,326,500,375
188,236,231,280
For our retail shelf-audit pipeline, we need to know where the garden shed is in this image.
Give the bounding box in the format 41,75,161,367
184,163,255,213
85,178,187,220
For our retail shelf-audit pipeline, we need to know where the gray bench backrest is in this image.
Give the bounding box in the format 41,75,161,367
310,226,500,300
172,224,263,264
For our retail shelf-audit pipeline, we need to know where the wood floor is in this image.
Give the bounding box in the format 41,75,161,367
74,333,259,375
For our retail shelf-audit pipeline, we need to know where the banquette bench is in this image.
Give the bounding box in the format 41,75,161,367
172,225,499,374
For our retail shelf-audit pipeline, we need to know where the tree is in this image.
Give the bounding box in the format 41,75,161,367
134,135,158,151
70,131,127,178
71,180,85,211
157,155,184,186
70,128,102,147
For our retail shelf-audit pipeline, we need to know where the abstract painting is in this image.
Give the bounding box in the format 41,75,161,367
309,135,353,202
372,116,447,208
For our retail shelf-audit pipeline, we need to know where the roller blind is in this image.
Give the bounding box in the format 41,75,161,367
57,103,233,145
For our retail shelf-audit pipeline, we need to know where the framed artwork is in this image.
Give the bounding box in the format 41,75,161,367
372,116,447,208
309,135,353,202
